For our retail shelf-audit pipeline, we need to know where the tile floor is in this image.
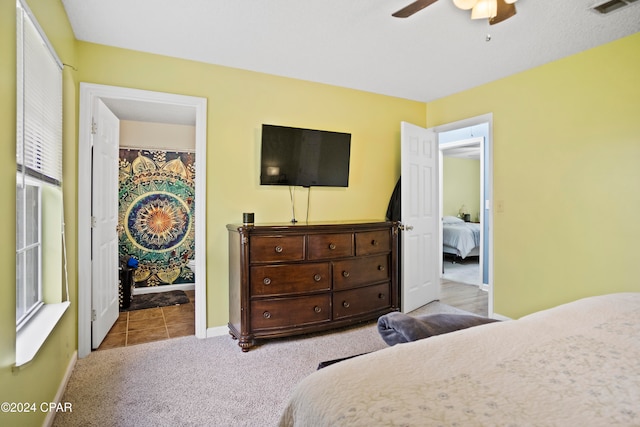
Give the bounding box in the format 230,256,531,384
97,289,195,350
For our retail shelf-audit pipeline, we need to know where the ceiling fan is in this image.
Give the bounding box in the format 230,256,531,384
392,0,518,25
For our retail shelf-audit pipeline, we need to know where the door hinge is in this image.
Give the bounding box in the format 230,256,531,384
91,216,97,228
91,119,97,135
91,309,97,322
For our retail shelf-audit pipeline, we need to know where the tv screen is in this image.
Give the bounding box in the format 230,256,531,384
260,124,351,187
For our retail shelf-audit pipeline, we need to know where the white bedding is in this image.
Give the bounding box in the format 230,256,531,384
443,221,480,259
279,293,640,426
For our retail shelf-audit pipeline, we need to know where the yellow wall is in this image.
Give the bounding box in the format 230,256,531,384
0,0,78,426
443,157,481,220
3,0,639,420
427,32,640,318
74,41,426,329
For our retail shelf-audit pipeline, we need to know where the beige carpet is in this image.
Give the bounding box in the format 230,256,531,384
54,301,471,427
442,259,480,286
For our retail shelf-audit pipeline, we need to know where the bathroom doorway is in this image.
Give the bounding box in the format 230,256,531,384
78,83,207,357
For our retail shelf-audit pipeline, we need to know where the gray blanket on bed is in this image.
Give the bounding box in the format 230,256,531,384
377,312,499,346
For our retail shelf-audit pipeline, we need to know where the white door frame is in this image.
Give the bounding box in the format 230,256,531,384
433,113,494,316
78,83,208,358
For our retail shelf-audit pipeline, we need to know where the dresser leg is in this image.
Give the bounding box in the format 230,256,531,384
238,337,254,352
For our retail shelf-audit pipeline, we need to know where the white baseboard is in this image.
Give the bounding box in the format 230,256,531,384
133,283,195,295
44,350,77,427
207,325,229,338
491,313,512,321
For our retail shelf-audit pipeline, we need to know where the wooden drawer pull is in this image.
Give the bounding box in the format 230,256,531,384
263,277,271,285
371,239,379,246
329,243,336,250
314,306,322,313
274,245,283,253
378,265,385,271
263,311,271,319
313,274,322,282
342,301,350,308
378,293,386,299
342,271,350,278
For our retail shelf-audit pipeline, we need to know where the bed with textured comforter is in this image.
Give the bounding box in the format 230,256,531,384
279,293,640,426
443,216,480,259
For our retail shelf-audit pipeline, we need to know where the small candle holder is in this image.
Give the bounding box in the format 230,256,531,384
243,212,254,226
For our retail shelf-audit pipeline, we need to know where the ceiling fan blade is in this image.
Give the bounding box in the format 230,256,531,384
489,0,516,25
392,0,439,18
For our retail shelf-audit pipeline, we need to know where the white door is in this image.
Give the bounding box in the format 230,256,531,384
91,99,120,348
400,121,440,313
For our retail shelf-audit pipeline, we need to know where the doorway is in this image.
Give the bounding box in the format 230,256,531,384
439,137,483,288
77,83,208,358
435,115,493,315
399,114,494,316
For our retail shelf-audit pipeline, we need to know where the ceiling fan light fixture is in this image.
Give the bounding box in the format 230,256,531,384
471,0,498,19
453,0,478,10
393,0,517,23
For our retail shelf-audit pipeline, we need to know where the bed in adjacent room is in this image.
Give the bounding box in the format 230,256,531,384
442,215,480,259
279,293,640,426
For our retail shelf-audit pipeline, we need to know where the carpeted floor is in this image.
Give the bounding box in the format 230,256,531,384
54,301,471,427
442,258,480,286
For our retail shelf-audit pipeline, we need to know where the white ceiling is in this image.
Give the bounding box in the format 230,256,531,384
62,0,640,119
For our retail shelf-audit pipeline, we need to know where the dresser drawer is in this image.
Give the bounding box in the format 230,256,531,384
355,230,391,256
308,233,353,260
333,283,391,320
251,294,331,330
333,254,390,290
250,263,330,296
250,235,305,263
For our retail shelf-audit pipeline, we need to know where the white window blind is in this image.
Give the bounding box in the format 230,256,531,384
16,0,63,185
16,0,63,329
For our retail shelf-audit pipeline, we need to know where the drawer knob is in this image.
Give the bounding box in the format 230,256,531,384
342,271,350,278
263,311,271,319
329,243,336,250
377,265,385,271
371,239,379,246
378,293,386,299
314,306,322,313
263,277,271,285
342,301,350,308
274,245,283,253
313,274,322,282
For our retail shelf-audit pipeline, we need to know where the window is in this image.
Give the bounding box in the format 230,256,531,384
14,0,68,368
16,178,42,327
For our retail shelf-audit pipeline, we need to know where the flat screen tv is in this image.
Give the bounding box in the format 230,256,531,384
260,124,351,187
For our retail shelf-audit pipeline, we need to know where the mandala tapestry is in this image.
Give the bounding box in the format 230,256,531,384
118,149,195,287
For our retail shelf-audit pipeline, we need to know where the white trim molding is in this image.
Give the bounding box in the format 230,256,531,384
207,325,230,338
14,302,70,369
434,113,495,317
43,350,77,427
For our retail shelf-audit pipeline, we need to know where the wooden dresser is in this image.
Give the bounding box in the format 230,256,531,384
227,221,399,351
